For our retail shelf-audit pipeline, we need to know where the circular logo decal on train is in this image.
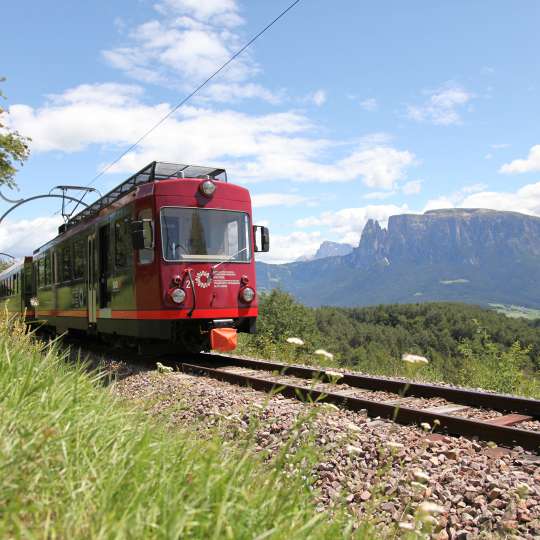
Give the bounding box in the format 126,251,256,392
195,270,212,288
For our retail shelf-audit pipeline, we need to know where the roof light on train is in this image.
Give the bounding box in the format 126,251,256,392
170,288,186,304
200,179,216,197
240,287,255,303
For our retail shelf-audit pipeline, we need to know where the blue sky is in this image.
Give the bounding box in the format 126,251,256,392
1,0,540,262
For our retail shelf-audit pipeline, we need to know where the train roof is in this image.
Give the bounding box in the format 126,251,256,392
65,161,227,231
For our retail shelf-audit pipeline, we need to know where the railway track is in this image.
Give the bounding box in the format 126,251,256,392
181,353,540,453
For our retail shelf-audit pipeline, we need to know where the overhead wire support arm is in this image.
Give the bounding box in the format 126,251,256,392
48,185,102,222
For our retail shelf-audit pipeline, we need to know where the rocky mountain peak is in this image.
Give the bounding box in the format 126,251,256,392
350,208,540,269
313,241,353,259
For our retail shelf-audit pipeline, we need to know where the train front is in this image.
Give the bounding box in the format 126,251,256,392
134,165,268,353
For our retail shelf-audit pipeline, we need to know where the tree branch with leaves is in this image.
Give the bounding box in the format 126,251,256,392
0,78,30,188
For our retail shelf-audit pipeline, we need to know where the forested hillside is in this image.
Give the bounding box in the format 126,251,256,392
238,291,540,396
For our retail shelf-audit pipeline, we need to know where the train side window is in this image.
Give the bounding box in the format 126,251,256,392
44,254,52,286
138,209,154,264
61,245,72,282
73,239,85,279
37,260,43,288
115,218,131,269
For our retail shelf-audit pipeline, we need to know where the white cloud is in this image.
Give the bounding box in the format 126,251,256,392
422,181,540,216
200,82,282,104
402,179,422,195
339,146,415,189
407,82,473,126
256,231,322,264
155,0,243,26
422,197,455,213
102,0,258,101
499,145,540,174
0,216,63,258
363,191,396,200
461,183,487,194
311,90,327,106
491,143,510,149
7,84,171,152
359,98,378,111
7,83,416,189
295,204,408,246
459,182,540,215
251,193,311,208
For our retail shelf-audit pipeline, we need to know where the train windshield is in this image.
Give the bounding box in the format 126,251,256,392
160,208,251,262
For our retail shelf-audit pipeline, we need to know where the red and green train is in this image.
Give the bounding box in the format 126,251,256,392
0,162,269,352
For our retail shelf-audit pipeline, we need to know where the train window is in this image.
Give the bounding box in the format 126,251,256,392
161,208,251,262
37,260,43,288
115,218,131,269
44,254,52,286
73,239,85,279
53,251,59,284
61,245,72,282
138,209,154,264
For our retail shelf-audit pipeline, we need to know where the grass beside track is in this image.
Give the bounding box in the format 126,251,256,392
0,317,369,540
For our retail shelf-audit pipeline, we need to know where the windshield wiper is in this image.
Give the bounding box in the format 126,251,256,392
211,247,248,272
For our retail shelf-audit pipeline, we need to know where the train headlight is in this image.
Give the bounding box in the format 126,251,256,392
200,180,216,197
170,288,186,304
240,287,255,303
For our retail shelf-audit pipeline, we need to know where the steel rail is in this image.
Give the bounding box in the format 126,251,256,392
198,354,540,418
182,361,540,452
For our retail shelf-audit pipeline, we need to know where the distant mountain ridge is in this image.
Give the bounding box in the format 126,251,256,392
257,208,540,308
296,241,353,261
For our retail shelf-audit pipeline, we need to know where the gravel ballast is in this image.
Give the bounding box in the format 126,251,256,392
110,362,540,540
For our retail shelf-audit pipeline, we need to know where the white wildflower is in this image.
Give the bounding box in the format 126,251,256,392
420,422,431,431
156,361,173,374
401,353,429,364
346,444,362,456
321,403,339,412
325,370,343,382
398,522,415,531
413,470,430,483
385,441,404,450
286,337,304,346
315,349,335,360
417,501,445,515
421,515,438,526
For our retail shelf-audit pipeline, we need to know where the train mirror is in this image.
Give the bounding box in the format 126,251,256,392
253,225,270,252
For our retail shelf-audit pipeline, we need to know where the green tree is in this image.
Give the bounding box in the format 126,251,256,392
0,78,30,188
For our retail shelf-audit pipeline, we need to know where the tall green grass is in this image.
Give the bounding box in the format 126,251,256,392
0,316,369,539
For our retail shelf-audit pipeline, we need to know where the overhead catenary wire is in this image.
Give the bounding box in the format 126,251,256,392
5,0,303,241
63,0,302,219
86,0,303,190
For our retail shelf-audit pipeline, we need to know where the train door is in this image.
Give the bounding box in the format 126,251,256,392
87,234,97,324
98,224,111,309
